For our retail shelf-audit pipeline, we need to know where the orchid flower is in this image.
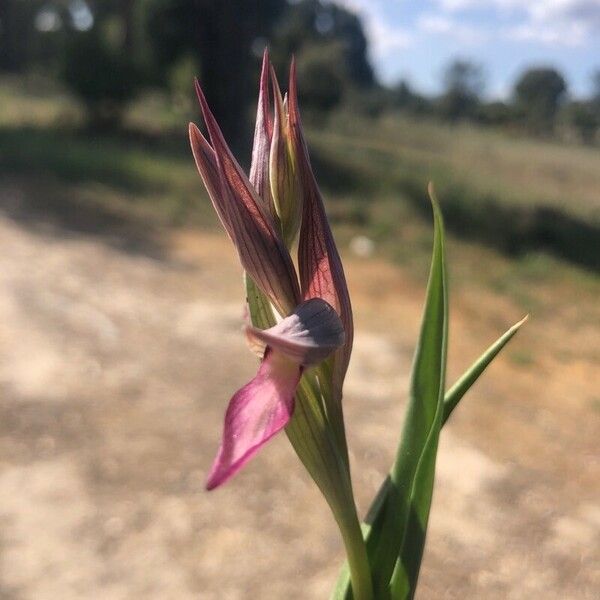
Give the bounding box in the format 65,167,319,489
189,51,353,491
190,53,375,599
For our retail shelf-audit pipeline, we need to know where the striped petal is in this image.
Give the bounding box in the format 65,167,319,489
246,298,345,366
188,124,232,238
288,60,354,398
190,82,300,316
205,349,301,490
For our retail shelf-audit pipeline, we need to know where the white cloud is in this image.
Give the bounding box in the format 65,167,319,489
530,0,600,24
368,18,413,55
435,0,600,45
438,0,600,17
504,21,589,46
515,1,600,46
417,14,489,45
437,0,482,10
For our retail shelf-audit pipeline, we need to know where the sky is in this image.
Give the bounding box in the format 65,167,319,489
334,0,600,99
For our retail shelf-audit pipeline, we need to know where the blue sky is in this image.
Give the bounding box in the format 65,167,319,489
334,0,600,98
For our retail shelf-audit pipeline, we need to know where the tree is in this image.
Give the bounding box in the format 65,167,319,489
513,67,567,134
477,101,515,127
295,41,345,113
438,59,484,121
61,26,142,129
0,0,47,72
271,0,374,97
387,80,431,115
144,0,374,136
592,69,600,105
58,1,146,129
145,0,286,147
591,69,600,123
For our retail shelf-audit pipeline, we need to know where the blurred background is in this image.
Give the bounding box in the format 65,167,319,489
0,1,598,598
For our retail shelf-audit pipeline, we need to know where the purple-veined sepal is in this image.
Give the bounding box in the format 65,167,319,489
189,83,300,317
288,60,354,402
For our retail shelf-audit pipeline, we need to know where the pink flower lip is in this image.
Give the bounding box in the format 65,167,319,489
206,299,344,490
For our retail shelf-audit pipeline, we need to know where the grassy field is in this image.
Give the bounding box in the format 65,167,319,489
309,112,600,269
317,111,600,220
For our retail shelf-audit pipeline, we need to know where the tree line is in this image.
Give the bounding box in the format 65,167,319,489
1,0,598,143
381,61,600,144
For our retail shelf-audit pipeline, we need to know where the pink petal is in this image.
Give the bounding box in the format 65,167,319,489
189,86,300,316
246,298,344,366
288,60,354,397
206,350,301,490
249,49,274,212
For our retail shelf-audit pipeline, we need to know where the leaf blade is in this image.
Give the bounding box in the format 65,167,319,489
443,315,528,425
386,187,448,599
333,215,527,599
354,186,448,599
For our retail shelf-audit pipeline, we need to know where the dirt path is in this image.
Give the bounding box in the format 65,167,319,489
0,188,598,599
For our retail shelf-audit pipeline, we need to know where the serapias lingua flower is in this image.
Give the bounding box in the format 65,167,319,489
189,50,353,490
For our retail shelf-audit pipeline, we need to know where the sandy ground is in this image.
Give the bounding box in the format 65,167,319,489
0,185,598,599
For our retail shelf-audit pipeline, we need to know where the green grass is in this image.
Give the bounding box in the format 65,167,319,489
316,111,600,221
0,76,212,227
307,111,600,270
0,127,190,190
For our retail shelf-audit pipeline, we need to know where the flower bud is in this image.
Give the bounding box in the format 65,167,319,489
269,70,303,248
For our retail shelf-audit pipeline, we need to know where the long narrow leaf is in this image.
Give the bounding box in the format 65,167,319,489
443,315,528,425
333,202,527,598
385,186,448,599
333,313,527,598
389,286,528,596
346,185,448,599
390,315,528,598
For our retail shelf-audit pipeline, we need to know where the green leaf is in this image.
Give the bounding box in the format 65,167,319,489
333,321,528,600
384,185,448,599
442,315,528,425
333,192,528,599
334,185,448,599
388,316,528,598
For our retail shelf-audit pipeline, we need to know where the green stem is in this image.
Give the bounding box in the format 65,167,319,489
336,504,373,600
286,377,373,600
245,276,372,596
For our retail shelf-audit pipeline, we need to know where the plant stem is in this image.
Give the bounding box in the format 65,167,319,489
336,504,373,600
